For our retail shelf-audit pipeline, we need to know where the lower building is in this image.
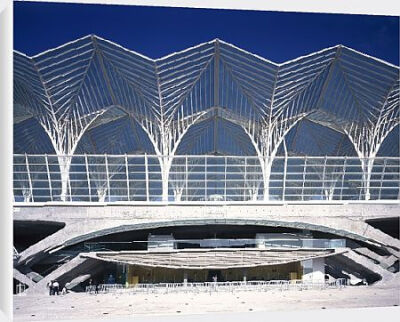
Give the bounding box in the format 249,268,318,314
13,203,400,294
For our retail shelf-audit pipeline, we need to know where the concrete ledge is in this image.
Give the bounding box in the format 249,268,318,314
13,203,400,223
13,199,400,208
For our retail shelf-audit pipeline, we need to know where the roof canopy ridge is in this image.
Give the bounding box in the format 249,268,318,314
14,35,399,68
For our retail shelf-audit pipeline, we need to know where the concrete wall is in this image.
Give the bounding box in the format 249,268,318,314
13,201,400,293
13,202,400,267
14,201,400,291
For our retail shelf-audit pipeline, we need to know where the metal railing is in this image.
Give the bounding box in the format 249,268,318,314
14,154,399,203
15,283,27,296
85,279,347,294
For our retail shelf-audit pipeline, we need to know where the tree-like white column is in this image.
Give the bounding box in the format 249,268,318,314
133,42,217,201
243,113,310,200
14,37,398,205
143,111,209,201
342,81,399,199
217,44,339,200
306,46,400,200
14,36,113,201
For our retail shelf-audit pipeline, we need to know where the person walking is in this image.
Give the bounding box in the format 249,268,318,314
62,282,70,295
212,275,218,291
53,280,60,295
47,280,53,296
88,279,93,294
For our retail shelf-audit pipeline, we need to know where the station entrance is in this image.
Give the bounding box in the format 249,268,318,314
83,261,303,286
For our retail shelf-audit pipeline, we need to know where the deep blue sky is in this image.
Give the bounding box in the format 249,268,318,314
14,1,399,65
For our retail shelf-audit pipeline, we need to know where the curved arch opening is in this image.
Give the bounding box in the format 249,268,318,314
36,221,386,288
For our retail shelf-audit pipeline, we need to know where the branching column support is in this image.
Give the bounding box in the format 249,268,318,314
243,111,308,201
132,106,209,202
239,48,344,201
171,161,188,202
138,105,208,202
153,63,174,202
343,80,399,200
141,52,215,201
235,61,313,201
344,123,398,200
157,111,209,201
32,41,114,200
36,105,104,202
40,111,108,201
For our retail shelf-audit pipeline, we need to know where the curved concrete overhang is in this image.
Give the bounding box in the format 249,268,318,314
81,248,347,270
16,204,400,267
13,219,66,226
62,218,372,249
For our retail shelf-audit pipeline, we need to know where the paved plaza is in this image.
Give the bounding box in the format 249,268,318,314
13,280,400,321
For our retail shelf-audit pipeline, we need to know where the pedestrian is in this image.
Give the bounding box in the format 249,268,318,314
88,279,93,294
53,280,60,295
95,283,99,294
47,280,53,296
62,282,70,295
212,275,218,291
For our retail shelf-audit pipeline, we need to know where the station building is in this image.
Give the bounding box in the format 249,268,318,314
13,36,400,293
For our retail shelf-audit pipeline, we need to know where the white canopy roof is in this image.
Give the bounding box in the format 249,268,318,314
14,35,399,158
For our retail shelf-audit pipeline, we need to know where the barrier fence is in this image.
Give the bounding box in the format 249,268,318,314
85,279,347,294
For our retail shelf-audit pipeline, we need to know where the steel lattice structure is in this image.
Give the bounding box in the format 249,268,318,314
14,35,400,201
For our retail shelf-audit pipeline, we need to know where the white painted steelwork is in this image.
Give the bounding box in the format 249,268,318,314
14,37,400,202
13,154,399,202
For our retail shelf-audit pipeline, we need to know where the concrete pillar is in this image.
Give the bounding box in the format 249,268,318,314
301,257,325,283
255,234,266,249
183,271,188,287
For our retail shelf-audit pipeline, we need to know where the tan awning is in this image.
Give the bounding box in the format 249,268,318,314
81,248,347,270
